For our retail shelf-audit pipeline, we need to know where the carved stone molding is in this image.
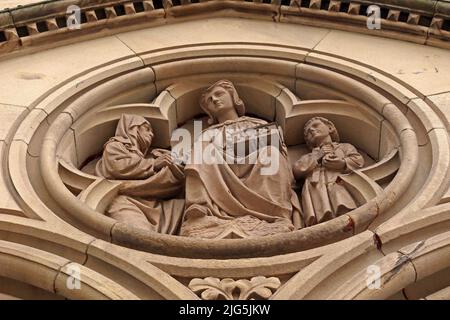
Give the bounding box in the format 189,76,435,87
327,231,450,300
2,40,443,260
28,43,437,259
1,0,450,56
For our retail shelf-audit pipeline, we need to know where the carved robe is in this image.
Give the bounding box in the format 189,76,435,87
295,142,364,226
180,116,303,239
95,114,185,234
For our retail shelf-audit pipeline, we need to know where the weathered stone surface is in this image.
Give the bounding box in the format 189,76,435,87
0,36,136,107
313,30,450,96
0,2,448,300
0,1,43,10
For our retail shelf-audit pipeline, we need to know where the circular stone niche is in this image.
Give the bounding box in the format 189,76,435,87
36,54,420,259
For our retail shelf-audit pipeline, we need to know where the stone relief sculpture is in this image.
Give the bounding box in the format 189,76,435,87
293,117,364,227
91,86,365,238
179,80,303,239
95,114,185,234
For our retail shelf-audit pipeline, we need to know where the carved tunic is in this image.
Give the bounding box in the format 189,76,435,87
295,142,364,226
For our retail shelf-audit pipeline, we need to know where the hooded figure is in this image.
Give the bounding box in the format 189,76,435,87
96,114,185,235
293,117,364,226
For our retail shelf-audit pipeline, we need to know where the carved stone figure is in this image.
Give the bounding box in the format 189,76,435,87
96,114,185,234
179,80,303,239
293,117,364,226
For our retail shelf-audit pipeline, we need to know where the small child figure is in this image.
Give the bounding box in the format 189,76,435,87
293,117,364,226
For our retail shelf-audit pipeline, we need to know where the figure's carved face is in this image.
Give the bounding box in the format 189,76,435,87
137,123,153,148
305,119,331,147
204,86,235,117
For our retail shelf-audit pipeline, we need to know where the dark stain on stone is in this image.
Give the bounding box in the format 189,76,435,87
17,72,45,80
384,240,425,284
403,240,425,258
342,216,354,233
373,233,382,250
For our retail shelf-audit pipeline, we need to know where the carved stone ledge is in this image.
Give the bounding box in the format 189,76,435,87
0,0,449,56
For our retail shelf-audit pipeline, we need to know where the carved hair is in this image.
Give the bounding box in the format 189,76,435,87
304,117,340,149
200,79,246,124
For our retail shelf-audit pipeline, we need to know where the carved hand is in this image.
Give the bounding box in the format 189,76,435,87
154,154,174,171
322,153,346,170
